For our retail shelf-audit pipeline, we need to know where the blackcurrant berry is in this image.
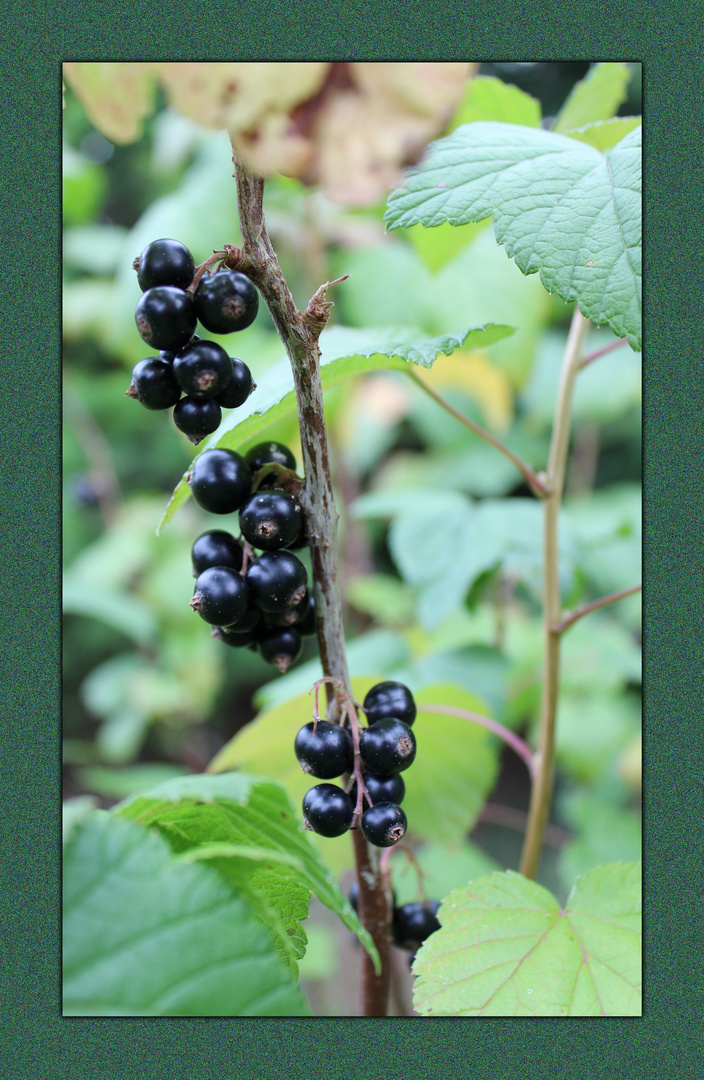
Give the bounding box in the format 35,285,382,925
125,358,181,410
135,286,197,352
245,550,308,613
294,721,354,779
391,902,441,950
188,449,252,514
262,589,311,629
359,718,416,777
360,802,407,848
211,619,261,648
257,626,302,672
245,441,296,474
173,340,233,400
216,358,254,409
302,784,353,838
136,238,195,291
190,566,250,626
239,490,302,551
173,396,222,444
191,531,243,575
350,772,405,808
294,593,316,636
364,681,417,728
194,270,259,334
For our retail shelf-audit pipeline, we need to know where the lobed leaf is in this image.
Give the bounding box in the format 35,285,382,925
413,862,641,1016
385,122,642,349
553,63,632,133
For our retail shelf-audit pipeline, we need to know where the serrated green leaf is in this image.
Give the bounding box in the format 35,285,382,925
158,323,514,532
115,771,379,974
413,862,641,1016
564,117,642,152
553,63,631,133
385,123,641,349
63,814,310,1016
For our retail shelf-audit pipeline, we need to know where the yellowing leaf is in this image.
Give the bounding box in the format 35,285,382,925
415,349,514,431
63,63,157,143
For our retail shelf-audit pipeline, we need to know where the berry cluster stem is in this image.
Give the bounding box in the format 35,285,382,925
229,151,390,1016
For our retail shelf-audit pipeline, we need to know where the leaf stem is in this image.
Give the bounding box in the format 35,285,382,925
579,336,627,370
229,150,390,1016
552,585,642,634
420,703,535,776
519,309,590,880
406,370,549,497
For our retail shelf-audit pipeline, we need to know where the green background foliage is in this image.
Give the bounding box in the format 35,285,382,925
60,61,642,1020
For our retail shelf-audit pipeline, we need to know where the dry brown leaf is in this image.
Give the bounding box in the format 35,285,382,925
62,62,158,143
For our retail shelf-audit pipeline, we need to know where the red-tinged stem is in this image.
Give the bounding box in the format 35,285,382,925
553,585,642,634
420,703,535,776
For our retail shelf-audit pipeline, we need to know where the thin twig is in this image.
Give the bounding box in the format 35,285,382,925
519,309,591,880
420,703,535,777
552,585,642,634
406,370,549,498
579,336,628,370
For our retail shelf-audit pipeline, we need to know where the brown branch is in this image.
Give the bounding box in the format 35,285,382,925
229,150,389,1016
552,585,642,634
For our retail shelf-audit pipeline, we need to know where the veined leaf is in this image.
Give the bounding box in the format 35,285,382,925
63,813,310,1016
115,771,379,972
564,117,642,153
413,862,641,1016
157,323,514,533
385,122,642,349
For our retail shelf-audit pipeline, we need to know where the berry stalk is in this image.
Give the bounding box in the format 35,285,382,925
229,152,390,1016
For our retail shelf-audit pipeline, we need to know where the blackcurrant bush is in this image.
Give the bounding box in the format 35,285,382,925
216,358,254,409
294,721,354,779
245,550,307,613
173,396,222,444
364,681,417,727
194,270,259,334
173,340,233,400
135,286,196,351
302,784,354,838
245,441,296,474
360,802,407,847
136,238,195,291
191,531,244,575
239,490,302,551
257,626,302,672
125,358,181,410
188,449,253,514
190,566,250,626
350,771,405,807
391,902,441,950
359,718,416,777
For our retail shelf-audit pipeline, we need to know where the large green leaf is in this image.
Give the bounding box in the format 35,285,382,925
450,75,541,130
413,862,641,1016
63,813,310,1016
158,323,514,532
553,62,632,133
385,122,642,349
115,772,379,972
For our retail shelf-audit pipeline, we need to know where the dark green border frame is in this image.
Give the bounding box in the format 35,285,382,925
4,5,701,1077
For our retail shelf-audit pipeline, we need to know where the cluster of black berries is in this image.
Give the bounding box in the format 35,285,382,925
349,883,441,970
126,238,259,443
188,442,315,672
297,681,417,847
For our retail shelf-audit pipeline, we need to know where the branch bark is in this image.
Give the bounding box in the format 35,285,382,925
228,150,390,1015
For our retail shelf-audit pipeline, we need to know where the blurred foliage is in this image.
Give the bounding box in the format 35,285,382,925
63,62,641,1015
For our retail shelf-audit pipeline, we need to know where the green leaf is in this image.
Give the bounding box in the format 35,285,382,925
557,793,641,890
115,772,379,973
345,574,416,626
385,122,642,349
63,813,310,1016
553,63,632,133
564,117,642,153
413,862,641,1016
449,75,542,130
158,323,514,532
404,685,500,844
63,575,157,645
